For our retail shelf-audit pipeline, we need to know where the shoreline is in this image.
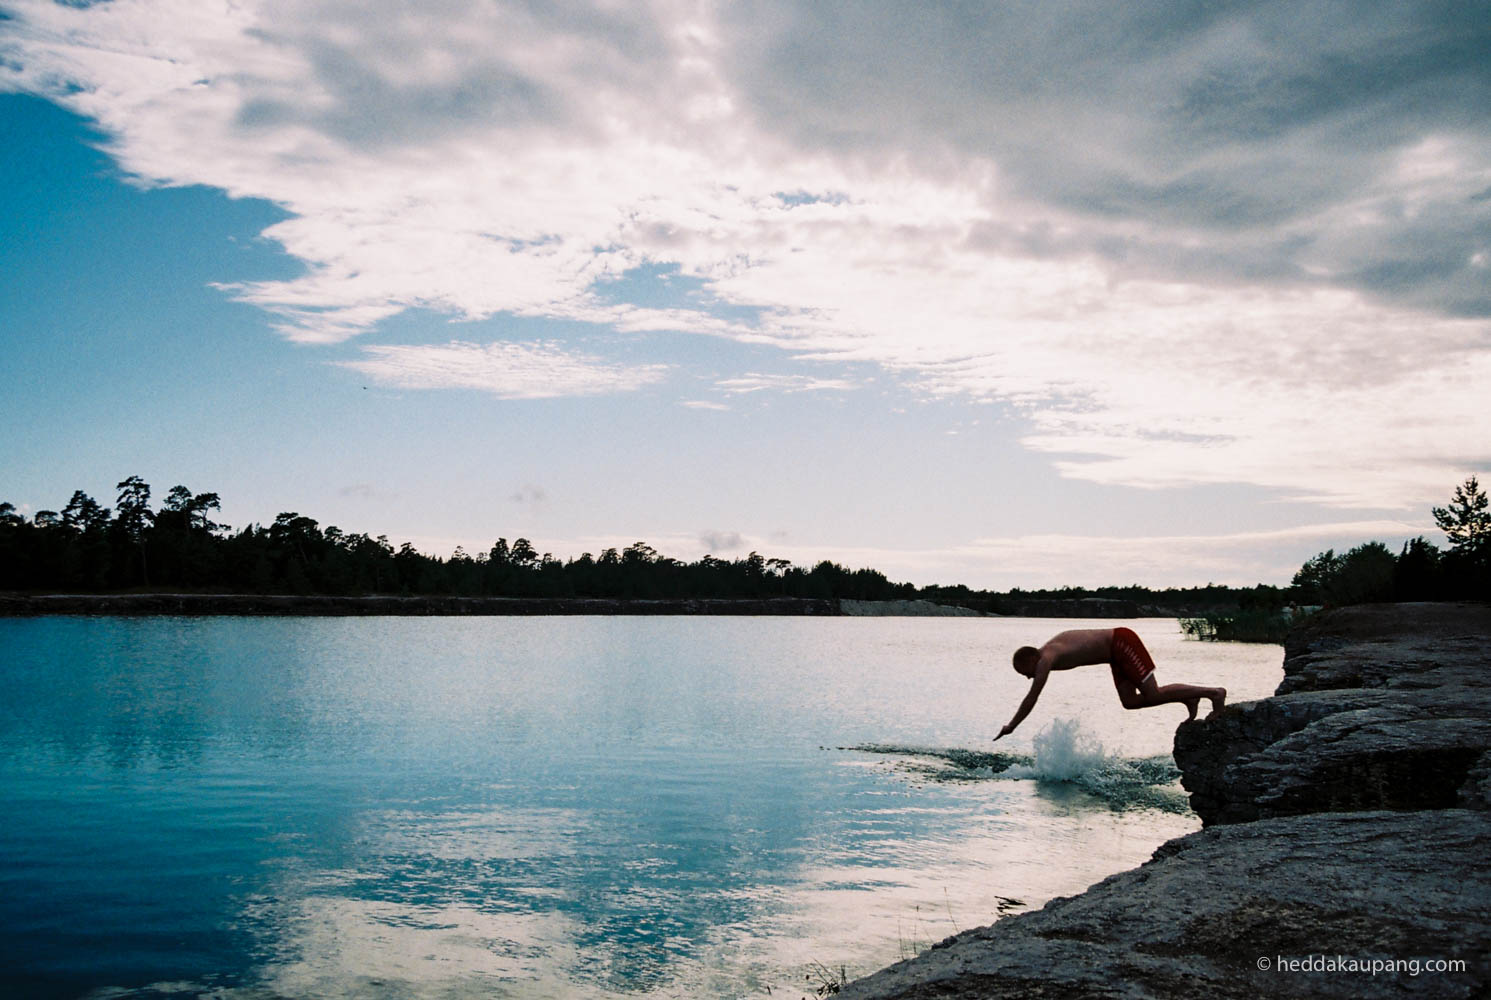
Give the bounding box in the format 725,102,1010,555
838,602,1491,999
0,592,1226,619
0,592,843,617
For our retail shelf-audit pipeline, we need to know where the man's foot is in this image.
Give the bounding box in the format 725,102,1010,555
1183,697,1200,721
1208,688,1227,714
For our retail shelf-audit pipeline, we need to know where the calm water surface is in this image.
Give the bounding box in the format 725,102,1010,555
0,616,1282,999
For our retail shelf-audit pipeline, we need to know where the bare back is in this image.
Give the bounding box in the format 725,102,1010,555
1035,628,1115,671
998,627,1225,739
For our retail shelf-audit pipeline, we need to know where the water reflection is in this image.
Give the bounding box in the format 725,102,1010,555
221,780,1202,998
0,617,1282,998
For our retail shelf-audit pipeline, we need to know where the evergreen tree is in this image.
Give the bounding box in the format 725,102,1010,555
1432,475,1491,597
113,476,154,586
1432,475,1490,556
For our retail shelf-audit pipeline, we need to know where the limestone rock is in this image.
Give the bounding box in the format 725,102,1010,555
1278,602,1491,694
838,810,1491,1000
1175,603,1491,825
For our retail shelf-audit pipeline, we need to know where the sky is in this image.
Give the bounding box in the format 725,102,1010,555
1,0,1488,589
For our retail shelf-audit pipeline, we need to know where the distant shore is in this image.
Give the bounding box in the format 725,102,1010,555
840,599,990,617
0,593,841,616
0,592,1214,618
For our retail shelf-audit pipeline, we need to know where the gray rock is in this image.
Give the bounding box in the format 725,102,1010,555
838,810,1491,1000
1278,602,1491,694
1461,751,1491,809
1176,603,1491,825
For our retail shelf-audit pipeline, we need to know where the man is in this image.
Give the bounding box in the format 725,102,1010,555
993,627,1225,741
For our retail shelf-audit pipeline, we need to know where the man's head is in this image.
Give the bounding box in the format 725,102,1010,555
1012,646,1039,677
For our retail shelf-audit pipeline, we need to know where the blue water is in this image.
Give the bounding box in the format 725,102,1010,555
0,616,1282,998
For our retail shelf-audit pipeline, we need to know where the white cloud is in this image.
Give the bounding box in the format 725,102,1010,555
716,373,856,394
3,0,1488,510
339,341,668,398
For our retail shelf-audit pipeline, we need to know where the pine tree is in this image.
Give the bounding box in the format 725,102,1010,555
1432,475,1490,555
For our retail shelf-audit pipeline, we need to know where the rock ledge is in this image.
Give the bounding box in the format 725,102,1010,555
839,603,1491,999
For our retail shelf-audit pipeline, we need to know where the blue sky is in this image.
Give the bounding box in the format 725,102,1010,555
2,1,1487,588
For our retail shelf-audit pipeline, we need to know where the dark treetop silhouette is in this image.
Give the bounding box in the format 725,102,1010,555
2,475,1485,605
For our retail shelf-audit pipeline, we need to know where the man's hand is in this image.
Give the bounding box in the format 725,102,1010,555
993,723,1014,742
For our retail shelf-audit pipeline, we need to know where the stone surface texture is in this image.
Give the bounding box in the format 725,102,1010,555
1175,602,1491,825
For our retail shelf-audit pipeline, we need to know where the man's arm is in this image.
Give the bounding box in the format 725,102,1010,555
994,665,1049,740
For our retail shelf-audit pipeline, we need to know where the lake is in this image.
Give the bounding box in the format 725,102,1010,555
0,615,1282,999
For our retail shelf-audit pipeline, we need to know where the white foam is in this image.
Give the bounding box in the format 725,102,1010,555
998,719,1190,813
1002,717,1108,782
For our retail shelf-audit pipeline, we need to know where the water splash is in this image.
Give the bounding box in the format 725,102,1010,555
845,719,1191,814
1014,717,1107,782
1002,719,1188,813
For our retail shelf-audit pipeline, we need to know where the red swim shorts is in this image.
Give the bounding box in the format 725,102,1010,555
1110,627,1155,686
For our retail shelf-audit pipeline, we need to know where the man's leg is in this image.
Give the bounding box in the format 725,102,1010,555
1111,628,1225,719
1118,673,1226,720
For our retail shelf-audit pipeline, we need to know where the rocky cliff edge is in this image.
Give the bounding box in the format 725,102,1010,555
838,603,1491,999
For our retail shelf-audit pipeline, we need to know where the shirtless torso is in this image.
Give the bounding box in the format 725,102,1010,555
1029,628,1115,671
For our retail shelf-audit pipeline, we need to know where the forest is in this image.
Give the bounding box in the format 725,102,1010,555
0,476,919,601
2,475,1486,607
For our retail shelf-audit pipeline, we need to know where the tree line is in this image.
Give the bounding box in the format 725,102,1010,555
0,477,913,600
2,475,1485,605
